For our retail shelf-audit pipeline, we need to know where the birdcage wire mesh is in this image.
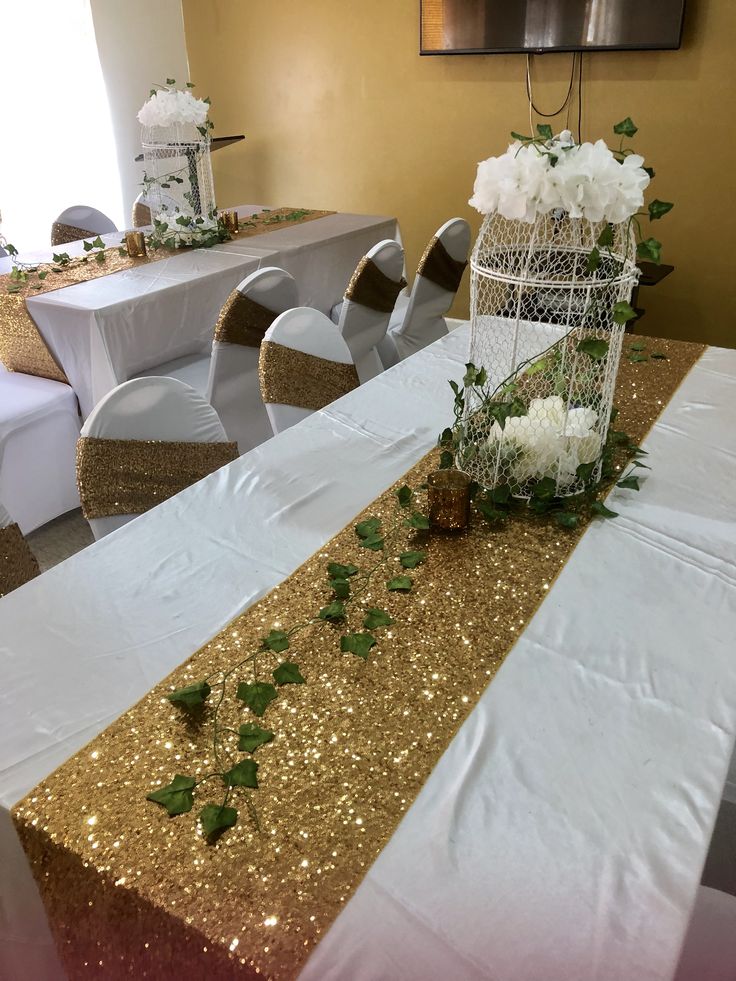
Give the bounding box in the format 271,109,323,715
461,212,639,499
141,122,216,247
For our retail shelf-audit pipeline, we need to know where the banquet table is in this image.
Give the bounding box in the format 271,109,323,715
1,326,736,981
12,207,399,417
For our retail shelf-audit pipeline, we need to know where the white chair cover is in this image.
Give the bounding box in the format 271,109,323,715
674,885,736,981
336,239,404,384
0,372,80,533
261,307,356,434
207,267,299,454
379,218,470,367
52,205,118,245
80,377,229,540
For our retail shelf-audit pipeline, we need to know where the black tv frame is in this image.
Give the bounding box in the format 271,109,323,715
419,0,686,55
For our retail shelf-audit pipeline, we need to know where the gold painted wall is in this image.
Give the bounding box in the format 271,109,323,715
183,0,735,347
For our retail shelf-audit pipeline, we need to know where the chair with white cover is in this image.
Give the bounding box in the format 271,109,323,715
0,499,40,598
77,377,238,540
51,206,118,247
131,192,152,228
335,239,405,383
674,885,736,981
0,371,80,533
135,267,299,453
377,218,470,368
259,307,359,434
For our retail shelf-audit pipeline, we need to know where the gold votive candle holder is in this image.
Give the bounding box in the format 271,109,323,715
428,469,471,531
124,231,146,258
222,210,239,233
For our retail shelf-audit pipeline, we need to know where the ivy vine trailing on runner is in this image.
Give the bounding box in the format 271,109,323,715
147,483,430,840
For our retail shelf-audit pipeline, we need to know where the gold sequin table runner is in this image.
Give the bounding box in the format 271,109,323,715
0,209,333,383
13,338,704,979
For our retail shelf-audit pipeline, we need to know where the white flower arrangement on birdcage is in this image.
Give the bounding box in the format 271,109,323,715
441,118,673,509
137,80,226,249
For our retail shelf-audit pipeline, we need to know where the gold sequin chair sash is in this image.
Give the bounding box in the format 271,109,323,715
50,222,95,247
417,235,468,294
76,436,239,520
259,341,360,411
344,257,407,313
0,522,40,598
214,291,278,347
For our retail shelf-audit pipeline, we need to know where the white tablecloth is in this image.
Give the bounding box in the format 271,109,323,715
21,208,398,417
1,327,735,981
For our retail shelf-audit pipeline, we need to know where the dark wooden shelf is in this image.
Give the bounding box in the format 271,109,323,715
134,135,245,163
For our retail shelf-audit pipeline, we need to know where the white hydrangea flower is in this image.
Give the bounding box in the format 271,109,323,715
138,88,209,129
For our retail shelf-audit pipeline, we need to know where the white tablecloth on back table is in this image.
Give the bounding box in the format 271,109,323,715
1,327,735,980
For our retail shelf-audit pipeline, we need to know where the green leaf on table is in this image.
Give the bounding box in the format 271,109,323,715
476,499,505,523
629,339,647,351
359,532,385,551
616,475,640,491
405,511,430,531
273,661,305,685
261,629,290,653
330,577,351,599
439,427,454,447
340,632,377,659
439,450,454,469
94,251,106,264
576,338,609,361
591,500,619,519
327,562,359,580
555,512,580,529
387,575,413,592
586,247,601,274
318,600,346,621
147,775,196,816
199,804,237,838
525,356,549,377
167,680,211,708
488,483,512,505
355,517,381,539
576,461,596,483
637,237,662,264
531,476,557,502
395,485,413,508
651,351,669,360
91,235,105,249
236,681,278,717
648,199,674,221
536,123,554,140
400,550,427,569
223,758,259,788
613,117,638,137
238,723,274,753
612,301,637,326
363,607,393,629
82,239,94,252
629,352,649,363
597,224,614,247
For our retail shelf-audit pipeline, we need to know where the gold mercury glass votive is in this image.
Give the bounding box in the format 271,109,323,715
222,210,239,233
428,469,472,531
124,231,146,258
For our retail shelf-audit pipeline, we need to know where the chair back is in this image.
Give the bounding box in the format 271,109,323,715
392,218,470,359
260,307,358,434
207,266,299,453
337,239,405,383
51,206,118,247
0,499,40,598
131,192,152,228
77,377,237,540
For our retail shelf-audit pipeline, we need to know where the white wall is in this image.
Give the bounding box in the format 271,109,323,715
90,0,190,223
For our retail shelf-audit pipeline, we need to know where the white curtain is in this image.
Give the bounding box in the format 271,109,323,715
0,0,124,252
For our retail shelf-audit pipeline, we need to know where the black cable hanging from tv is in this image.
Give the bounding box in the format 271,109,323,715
526,52,582,140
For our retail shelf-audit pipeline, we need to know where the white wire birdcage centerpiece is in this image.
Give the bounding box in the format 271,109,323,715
138,85,219,248
455,125,651,501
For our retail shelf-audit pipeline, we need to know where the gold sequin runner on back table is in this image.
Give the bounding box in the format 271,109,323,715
13,337,704,980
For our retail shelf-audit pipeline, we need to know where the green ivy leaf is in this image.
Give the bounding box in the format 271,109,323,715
387,575,413,592
167,681,211,708
236,681,278,717
318,600,346,621
355,517,381,539
94,251,106,264
327,562,359,579
576,461,596,483
616,475,640,491
238,723,274,753
576,338,609,361
396,485,413,508
613,116,638,137
629,352,649,363
340,632,377,659
199,803,237,838
591,500,619,519
37,270,48,280
439,450,454,469
629,339,647,351
223,758,259,788
643,166,655,179
525,356,549,376
166,77,176,85
489,483,512,505
612,301,637,326
400,550,427,569
536,123,553,140
531,476,557,502
273,661,305,685
510,131,533,141
261,629,289,653
555,512,579,529
147,775,196,816
82,240,94,252
597,224,614,247
91,235,105,249
637,237,662,264
651,351,669,360
405,511,430,531
476,499,505,523
330,577,351,599
648,199,674,221
359,532,385,551
585,247,601,274
438,427,454,447
363,607,393,629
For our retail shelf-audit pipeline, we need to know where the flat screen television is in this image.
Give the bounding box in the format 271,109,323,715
420,0,686,55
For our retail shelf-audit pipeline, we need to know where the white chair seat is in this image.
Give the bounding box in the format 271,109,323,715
674,886,736,981
0,373,80,533
135,354,210,396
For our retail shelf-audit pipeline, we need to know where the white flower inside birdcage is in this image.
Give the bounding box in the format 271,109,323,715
138,87,217,248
